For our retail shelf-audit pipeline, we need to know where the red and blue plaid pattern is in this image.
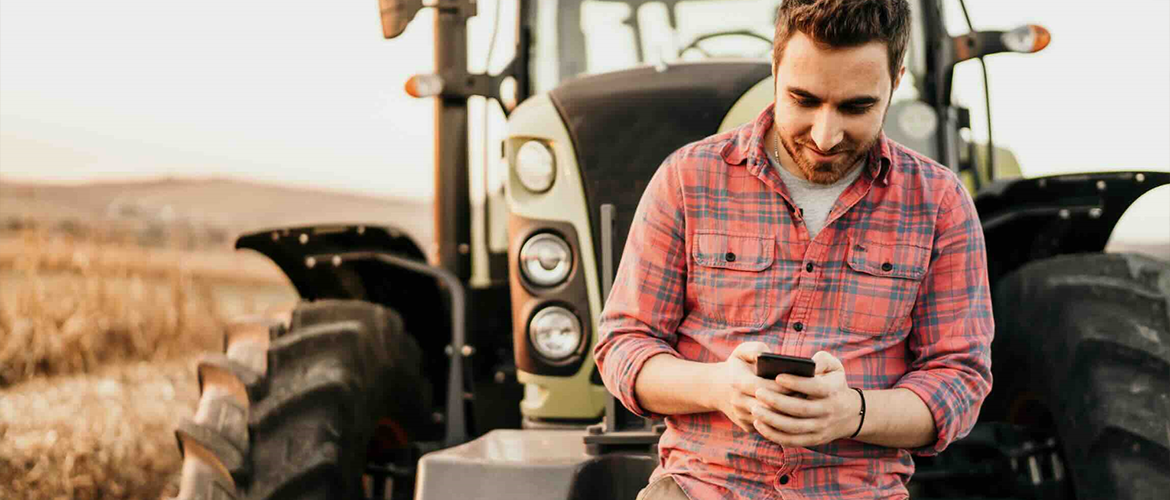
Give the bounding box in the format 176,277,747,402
594,104,994,500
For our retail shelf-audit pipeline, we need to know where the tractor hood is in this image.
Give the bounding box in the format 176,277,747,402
547,60,772,287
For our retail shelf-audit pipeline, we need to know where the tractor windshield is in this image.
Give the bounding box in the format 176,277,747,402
530,0,787,91
529,0,926,102
940,0,1169,179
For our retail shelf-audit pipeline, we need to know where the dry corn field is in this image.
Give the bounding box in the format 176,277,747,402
1,227,297,499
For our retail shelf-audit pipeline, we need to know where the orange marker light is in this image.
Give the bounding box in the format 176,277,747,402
1003,24,1051,54
1028,25,1051,53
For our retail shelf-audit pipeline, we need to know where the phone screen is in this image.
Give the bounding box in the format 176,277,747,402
755,353,816,379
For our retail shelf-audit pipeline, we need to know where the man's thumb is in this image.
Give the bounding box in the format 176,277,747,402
732,341,770,363
812,350,843,375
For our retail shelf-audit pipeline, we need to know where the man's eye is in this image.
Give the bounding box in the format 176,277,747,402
795,99,818,107
842,105,873,115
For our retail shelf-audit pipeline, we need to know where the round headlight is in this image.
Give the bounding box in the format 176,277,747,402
519,233,572,287
515,140,555,192
528,306,582,360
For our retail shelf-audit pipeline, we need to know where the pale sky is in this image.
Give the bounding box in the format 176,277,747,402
1,0,1168,202
0,0,438,199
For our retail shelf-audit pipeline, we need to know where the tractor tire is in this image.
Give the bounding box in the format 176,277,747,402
989,253,1170,500
170,300,432,500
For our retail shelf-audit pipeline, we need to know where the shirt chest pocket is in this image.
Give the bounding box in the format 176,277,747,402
690,231,776,329
839,237,931,335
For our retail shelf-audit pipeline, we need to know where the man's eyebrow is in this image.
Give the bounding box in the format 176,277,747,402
787,87,820,100
841,96,880,106
787,86,880,106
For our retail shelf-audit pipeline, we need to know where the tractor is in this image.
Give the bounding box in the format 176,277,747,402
170,1,1170,499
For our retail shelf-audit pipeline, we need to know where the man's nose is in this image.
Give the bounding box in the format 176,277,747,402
810,109,844,152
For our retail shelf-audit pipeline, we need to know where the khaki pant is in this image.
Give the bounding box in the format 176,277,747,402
635,476,689,500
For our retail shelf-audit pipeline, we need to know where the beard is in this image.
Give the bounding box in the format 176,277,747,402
778,129,879,185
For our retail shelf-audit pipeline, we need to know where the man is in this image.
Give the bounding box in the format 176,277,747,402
593,1,994,499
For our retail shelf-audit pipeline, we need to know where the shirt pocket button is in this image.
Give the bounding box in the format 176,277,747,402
692,232,776,328
840,239,930,335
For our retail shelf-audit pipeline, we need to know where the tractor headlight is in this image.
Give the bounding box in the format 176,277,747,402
519,233,572,287
528,306,582,360
515,140,555,193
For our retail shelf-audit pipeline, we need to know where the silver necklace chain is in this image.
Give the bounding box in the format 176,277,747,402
773,127,781,163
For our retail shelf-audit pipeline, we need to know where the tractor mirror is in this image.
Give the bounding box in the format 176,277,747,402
378,0,425,39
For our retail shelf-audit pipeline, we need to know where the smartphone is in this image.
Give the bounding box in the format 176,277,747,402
755,353,816,379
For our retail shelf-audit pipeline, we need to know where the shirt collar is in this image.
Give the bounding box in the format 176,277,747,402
719,103,895,186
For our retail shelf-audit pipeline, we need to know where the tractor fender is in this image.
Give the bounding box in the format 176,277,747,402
975,170,1169,284
235,223,448,359
234,224,453,424
235,223,430,302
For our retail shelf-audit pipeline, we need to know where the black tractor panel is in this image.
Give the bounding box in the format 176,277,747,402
548,61,772,291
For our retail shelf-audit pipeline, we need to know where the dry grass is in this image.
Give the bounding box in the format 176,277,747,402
0,226,287,289
0,358,198,500
0,227,297,499
0,231,287,387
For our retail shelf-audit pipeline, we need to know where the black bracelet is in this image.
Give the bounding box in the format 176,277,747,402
849,388,866,439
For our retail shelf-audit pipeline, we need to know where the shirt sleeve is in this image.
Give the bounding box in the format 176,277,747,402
894,179,994,456
593,155,689,419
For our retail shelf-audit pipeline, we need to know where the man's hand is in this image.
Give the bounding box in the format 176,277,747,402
713,342,787,432
750,351,862,447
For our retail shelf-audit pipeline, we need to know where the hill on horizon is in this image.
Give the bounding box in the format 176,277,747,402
0,177,435,255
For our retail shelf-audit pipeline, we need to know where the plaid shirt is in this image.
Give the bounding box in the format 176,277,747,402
594,104,993,500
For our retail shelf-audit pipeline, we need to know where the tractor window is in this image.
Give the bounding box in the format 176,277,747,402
673,0,777,62
532,0,783,91
941,0,1024,181
579,1,640,73
635,2,676,65
534,0,927,97
938,0,1170,180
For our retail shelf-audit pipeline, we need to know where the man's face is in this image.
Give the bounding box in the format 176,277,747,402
772,32,902,185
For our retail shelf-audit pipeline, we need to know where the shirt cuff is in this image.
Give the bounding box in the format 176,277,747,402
893,373,969,456
600,336,679,420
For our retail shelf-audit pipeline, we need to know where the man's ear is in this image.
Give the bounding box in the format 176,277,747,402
892,66,906,94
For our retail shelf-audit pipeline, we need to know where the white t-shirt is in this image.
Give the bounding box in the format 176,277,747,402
766,150,865,239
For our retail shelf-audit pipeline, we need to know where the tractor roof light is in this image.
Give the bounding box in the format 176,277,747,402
528,306,583,361
515,140,556,193
519,233,572,287
1002,24,1051,54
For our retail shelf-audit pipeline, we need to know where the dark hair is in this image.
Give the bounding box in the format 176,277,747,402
772,0,911,82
